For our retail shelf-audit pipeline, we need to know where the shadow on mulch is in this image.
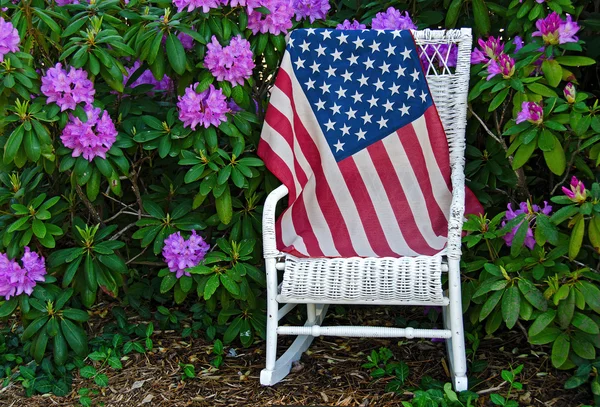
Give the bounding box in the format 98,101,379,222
0,306,593,407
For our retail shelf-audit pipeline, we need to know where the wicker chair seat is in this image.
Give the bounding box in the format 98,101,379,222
278,254,448,305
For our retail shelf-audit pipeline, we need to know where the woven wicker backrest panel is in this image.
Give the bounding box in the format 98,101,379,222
413,30,471,162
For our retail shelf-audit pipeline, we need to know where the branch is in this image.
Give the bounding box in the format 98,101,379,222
75,183,104,225
469,107,530,198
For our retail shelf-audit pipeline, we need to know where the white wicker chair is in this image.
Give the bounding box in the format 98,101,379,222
260,28,473,391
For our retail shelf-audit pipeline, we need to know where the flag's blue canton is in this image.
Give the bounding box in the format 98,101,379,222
287,29,433,162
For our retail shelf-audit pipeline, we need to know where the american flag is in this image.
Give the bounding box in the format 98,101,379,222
258,28,461,258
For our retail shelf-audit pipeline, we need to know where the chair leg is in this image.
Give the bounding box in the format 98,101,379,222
444,258,468,392
261,301,329,386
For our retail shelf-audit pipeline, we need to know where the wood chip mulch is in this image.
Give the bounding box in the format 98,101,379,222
0,306,593,407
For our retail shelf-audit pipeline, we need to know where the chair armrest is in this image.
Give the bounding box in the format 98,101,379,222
446,162,466,260
263,185,289,258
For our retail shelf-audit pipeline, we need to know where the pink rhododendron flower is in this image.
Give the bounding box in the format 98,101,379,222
486,53,515,80
61,105,117,161
563,82,576,104
371,7,416,30
247,0,294,35
41,63,95,111
0,17,20,62
177,83,230,130
162,231,210,278
533,12,579,45
502,201,552,250
471,36,504,65
205,35,255,86
336,19,366,30
172,0,221,12
562,176,587,203
516,101,543,125
293,0,330,23
0,248,46,300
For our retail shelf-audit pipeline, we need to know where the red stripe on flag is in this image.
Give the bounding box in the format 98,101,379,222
424,107,451,189
337,158,396,257
277,69,358,257
258,140,324,256
264,105,309,190
367,139,439,255
397,125,449,239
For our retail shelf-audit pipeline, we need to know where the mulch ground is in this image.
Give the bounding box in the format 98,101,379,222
0,306,594,407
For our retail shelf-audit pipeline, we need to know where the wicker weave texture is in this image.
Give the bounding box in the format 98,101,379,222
279,254,447,304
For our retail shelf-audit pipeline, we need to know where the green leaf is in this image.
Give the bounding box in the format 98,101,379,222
22,316,49,341
223,316,243,344
512,140,536,170
526,83,558,98
0,297,18,318
60,318,88,356
489,88,509,112
473,278,508,298
537,129,555,152
479,289,504,321
33,8,61,33
204,274,220,300
543,141,566,176
551,332,570,368
98,255,127,274
472,0,491,34
8,216,29,233
501,285,520,329
518,278,547,311
160,273,178,293
578,281,600,314
215,184,232,225
166,33,186,75
94,373,109,387
32,218,47,239
555,56,596,66
528,309,556,337
569,216,584,259
445,0,464,28
220,274,240,296
62,308,90,322
542,59,562,87
571,312,600,334
79,366,97,379
4,125,24,164
557,289,575,329
143,199,165,219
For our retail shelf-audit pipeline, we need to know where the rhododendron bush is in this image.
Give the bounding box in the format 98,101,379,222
0,0,599,400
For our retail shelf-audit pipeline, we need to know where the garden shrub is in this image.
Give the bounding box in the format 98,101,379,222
0,0,599,402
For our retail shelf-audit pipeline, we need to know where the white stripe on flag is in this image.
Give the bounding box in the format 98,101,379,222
352,149,420,256
381,131,448,250
412,115,453,220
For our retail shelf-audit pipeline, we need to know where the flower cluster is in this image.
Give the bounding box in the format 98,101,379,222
173,0,221,13
471,36,504,64
41,63,95,111
335,19,366,30
61,106,118,161
123,60,173,94
0,247,46,300
293,0,330,23
205,35,255,86
178,83,230,130
162,231,210,278
0,17,20,63
247,0,294,35
486,53,516,80
502,201,552,249
516,101,543,125
562,176,587,204
371,7,417,30
533,12,579,45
